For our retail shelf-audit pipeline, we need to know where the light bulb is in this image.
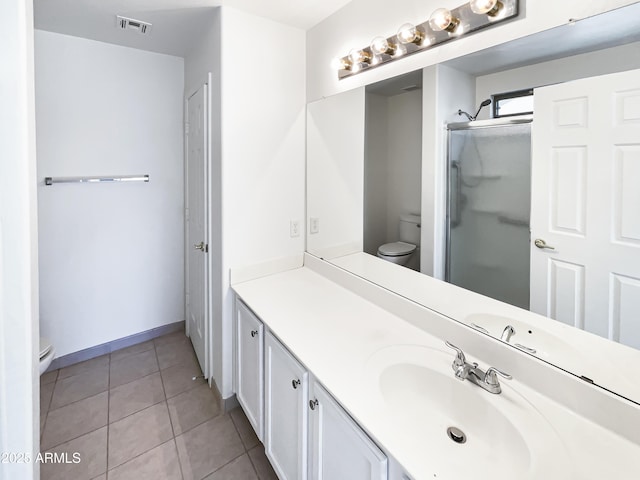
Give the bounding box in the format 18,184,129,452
331,56,351,71
370,36,396,56
429,8,459,32
397,23,424,45
469,0,502,16
348,48,372,65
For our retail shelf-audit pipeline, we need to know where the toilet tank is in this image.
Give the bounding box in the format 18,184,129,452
399,214,421,245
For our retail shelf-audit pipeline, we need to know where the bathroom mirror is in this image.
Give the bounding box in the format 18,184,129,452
306,3,640,405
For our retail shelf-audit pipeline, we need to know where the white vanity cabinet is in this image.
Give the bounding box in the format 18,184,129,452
309,380,387,480
264,331,309,480
235,294,390,480
235,299,264,440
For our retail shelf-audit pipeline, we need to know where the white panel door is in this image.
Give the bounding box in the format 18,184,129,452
309,380,387,480
265,332,308,480
235,300,264,441
186,85,209,373
531,69,640,348
185,85,210,378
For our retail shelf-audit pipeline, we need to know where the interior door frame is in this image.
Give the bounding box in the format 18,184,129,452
184,73,213,381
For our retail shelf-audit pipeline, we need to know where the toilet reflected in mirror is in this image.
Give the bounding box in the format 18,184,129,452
377,214,421,270
364,71,423,272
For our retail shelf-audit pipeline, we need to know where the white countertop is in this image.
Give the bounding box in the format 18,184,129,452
232,261,640,480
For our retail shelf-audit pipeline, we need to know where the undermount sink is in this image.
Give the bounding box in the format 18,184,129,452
365,345,571,480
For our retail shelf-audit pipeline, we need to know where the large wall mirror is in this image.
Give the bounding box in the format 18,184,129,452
306,3,640,404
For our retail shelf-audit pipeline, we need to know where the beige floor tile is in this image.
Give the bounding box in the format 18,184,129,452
230,407,259,451
160,360,205,399
40,381,56,433
156,337,197,370
204,454,258,480
110,340,155,363
108,402,173,469
109,372,165,423
40,426,107,480
248,446,278,480
107,440,182,480
91,475,106,480
153,331,188,347
41,370,59,386
41,407,48,433
110,349,159,388
58,355,109,380
41,381,55,414
41,392,108,450
50,366,109,410
167,383,221,435
175,415,244,480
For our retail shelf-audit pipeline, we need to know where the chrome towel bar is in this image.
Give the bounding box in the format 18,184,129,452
44,175,149,185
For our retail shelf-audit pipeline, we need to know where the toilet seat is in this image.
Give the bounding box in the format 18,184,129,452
39,337,55,375
40,337,53,359
377,241,416,257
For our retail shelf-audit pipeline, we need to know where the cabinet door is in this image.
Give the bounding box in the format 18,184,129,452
236,299,264,440
309,380,387,480
265,332,308,480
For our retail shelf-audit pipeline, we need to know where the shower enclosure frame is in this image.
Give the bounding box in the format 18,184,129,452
444,115,533,302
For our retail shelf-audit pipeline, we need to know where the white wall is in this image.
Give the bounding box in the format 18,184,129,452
307,0,639,101
364,93,388,255
386,90,422,244
219,8,306,398
307,88,365,258
474,41,640,120
421,64,475,277
35,31,185,357
0,0,39,477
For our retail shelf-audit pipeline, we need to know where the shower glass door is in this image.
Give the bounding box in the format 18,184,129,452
446,119,532,310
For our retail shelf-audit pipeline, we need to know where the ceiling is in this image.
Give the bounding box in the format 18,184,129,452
34,0,352,57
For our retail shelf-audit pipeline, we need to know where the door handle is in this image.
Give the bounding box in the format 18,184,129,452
534,238,555,250
194,241,207,252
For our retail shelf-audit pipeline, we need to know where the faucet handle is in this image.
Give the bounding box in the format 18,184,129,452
485,367,512,386
445,341,466,367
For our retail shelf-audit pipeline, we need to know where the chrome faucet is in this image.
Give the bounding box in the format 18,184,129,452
445,341,512,394
501,325,515,342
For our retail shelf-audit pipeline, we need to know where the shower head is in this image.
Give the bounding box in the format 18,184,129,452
457,99,492,122
473,98,492,119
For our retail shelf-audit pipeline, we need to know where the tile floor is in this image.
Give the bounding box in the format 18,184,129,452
40,331,278,480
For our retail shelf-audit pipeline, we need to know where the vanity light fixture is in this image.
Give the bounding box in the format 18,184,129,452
331,56,352,71
370,36,397,56
469,0,503,16
333,0,519,80
397,23,425,45
428,8,460,33
349,48,373,65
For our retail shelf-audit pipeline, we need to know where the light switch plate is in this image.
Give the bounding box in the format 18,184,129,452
310,217,319,234
290,220,300,237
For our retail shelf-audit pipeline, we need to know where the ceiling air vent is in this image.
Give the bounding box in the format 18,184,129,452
116,15,152,35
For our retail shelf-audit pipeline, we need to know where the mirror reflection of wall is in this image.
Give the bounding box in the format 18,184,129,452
364,71,423,271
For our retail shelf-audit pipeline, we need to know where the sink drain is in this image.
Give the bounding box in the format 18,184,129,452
447,427,467,444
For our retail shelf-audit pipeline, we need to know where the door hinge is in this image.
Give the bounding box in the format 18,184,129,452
184,122,190,134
